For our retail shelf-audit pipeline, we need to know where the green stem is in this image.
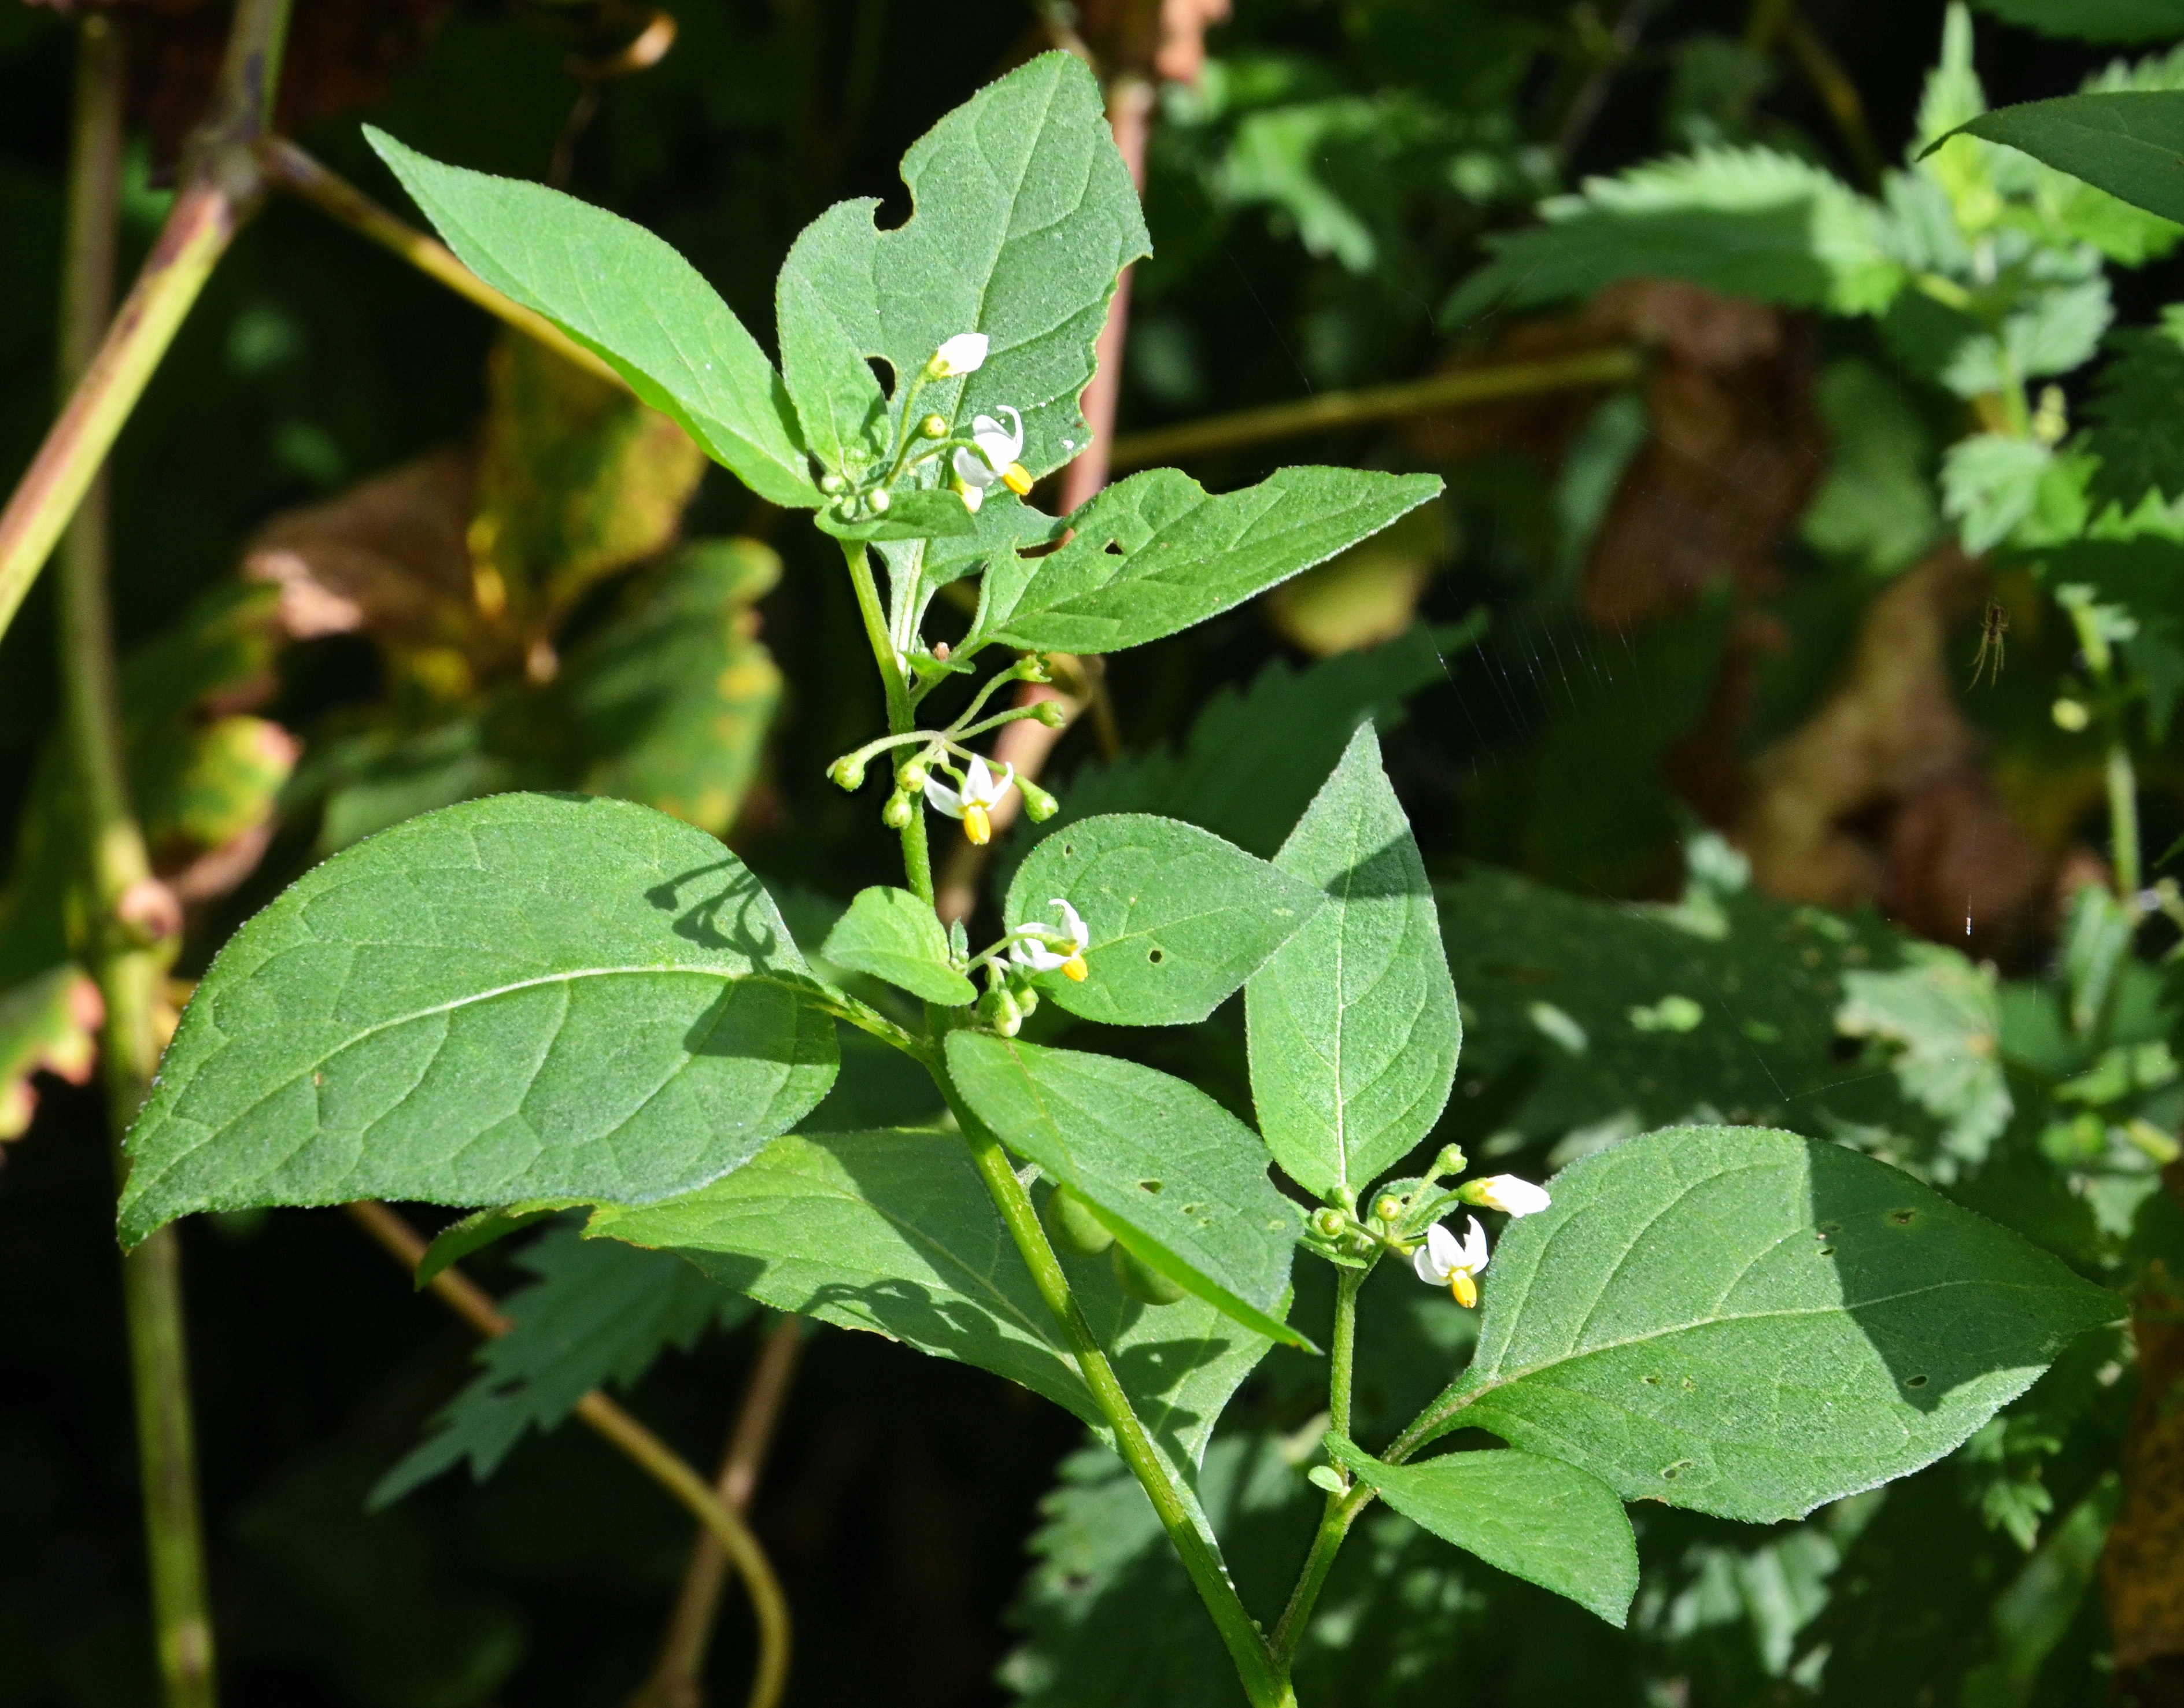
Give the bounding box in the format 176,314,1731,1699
1270,1487,1373,1669
1327,1267,1364,1440
901,802,935,907
840,539,909,729
59,21,220,1706
2108,739,2142,899
929,1062,1293,1707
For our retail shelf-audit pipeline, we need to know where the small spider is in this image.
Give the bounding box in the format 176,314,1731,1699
1969,598,2008,689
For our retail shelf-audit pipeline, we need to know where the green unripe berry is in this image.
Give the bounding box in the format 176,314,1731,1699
1032,700,1067,729
1373,1195,1403,1225
1111,1243,1187,1306
1310,1207,1346,1239
818,472,846,494
920,413,949,439
1041,1185,1114,1256
898,760,930,792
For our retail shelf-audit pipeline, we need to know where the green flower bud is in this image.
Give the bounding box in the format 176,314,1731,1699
828,755,866,791
1018,778,1060,822
1041,1185,1114,1256
981,983,1023,1037
1432,1143,1468,1180
920,413,949,439
866,487,892,513
1111,1243,1187,1306
1015,984,1040,1018
897,760,930,792
1017,653,1052,684
882,791,913,830
1033,700,1067,729
818,472,846,494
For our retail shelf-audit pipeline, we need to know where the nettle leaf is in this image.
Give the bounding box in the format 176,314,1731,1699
969,467,1442,656
588,1127,1273,1472
1006,814,1324,1026
1246,723,1459,1200
364,130,818,509
1942,93,2184,225
773,51,1147,484
374,1221,749,1505
821,886,975,1006
1324,1437,1639,1628
119,794,838,1243
1838,945,2013,1171
2085,322,2184,510
945,1033,1309,1348
1416,1125,2120,1523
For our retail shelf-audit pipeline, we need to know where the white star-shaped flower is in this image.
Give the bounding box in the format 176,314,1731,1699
1010,898,1091,982
927,333,989,378
923,754,1015,845
952,406,1032,511
1412,1215,1490,1308
1460,1174,1551,1217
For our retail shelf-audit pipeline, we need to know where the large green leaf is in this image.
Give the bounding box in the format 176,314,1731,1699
119,794,838,1243
967,468,1441,655
1006,814,1324,1026
945,1033,1308,1348
587,1127,1272,1472
1324,1438,1639,1628
364,130,818,508
820,886,975,1007
373,1221,750,1505
1972,0,2184,42
1413,1126,2119,1522
1942,93,2184,225
774,201,892,482
1246,724,1458,1200
768,51,1147,485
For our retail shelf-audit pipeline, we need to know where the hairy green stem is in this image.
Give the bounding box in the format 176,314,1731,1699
1327,1267,1364,1440
1271,1487,1373,1668
58,21,221,1705
929,1062,1294,1706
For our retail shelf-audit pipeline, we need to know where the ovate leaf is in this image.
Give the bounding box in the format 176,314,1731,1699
945,1033,1308,1347
1006,814,1324,1026
364,129,818,508
1941,93,2184,225
1246,723,1459,1199
1414,1125,2119,1522
374,1221,749,1504
1324,1437,1639,1627
821,886,975,1006
775,202,892,481
119,793,838,1243
587,1127,1273,1472
968,467,1442,656
768,51,1148,485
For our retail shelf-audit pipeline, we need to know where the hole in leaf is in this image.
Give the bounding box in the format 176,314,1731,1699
1137,1179,1163,1195
1182,1203,1203,1217
1905,1374,1930,1389
1819,1222,1842,1234
1889,1209,1917,1225
1642,1375,1660,1386
866,355,897,398
1817,1245,1835,1257
1661,1460,1693,1480
1148,947,1165,964
1062,844,1075,857
1102,539,1126,556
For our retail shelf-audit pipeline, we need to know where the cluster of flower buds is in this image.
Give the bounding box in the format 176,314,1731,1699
1305,1144,1551,1310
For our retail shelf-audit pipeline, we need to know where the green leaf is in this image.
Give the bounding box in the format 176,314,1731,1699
119,793,838,1243
944,1032,1309,1348
1444,146,1904,323
363,128,818,508
1799,363,1942,575
1941,93,2184,225
587,1127,1273,1472
1324,1437,1639,1628
1941,433,2054,554
414,1203,567,1288
1417,1125,2120,1522
1005,814,1325,1026
1837,945,2013,1170
969,467,1442,655
820,886,975,1006
1245,723,1459,1199
1972,0,2184,42
2085,321,2184,511
373,1221,750,1504
764,51,1148,486
561,539,783,835
774,201,892,480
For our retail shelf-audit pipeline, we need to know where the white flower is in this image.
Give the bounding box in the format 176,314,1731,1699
952,407,1033,510
927,332,989,378
923,754,1015,845
1459,1174,1551,1217
1010,898,1090,982
1412,1215,1490,1308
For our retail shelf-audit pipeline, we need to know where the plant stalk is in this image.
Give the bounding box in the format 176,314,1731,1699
1106,347,1643,471
2109,740,2142,899
632,1316,807,1708
254,138,627,389
0,0,295,650
342,1201,793,1708
930,1069,1294,1707
58,22,221,1707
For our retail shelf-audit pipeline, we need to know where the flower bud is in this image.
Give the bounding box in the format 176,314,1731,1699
1432,1143,1468,1180
897,760,929,792
1018,779,1060,822
2053,697,2091,732
1111,1243,1187,1306
1457,1173,1552,1217
1033,700,1067,729
926,332,989,379
1015,984,1040,1018
866,487,891,513
818,472,846,494
920,413,949,439
1042,1184,1113,1256
981,983,1023,1037
882,791,913,830
1017,654,1052,684
828,755,867,791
